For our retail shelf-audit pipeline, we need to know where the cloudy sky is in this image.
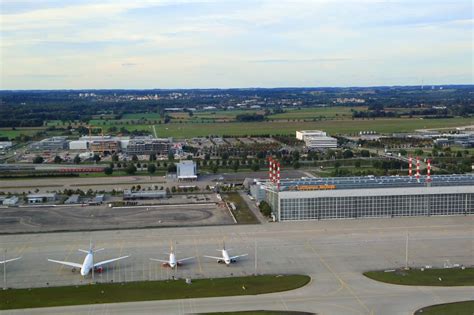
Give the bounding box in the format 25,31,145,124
1,0,472,89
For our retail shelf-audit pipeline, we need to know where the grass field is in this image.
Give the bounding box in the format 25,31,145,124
223,192,259,224
151,117,473,138
414,300,474,315
267,106,366,120
364,267,474,286
0,128,44,139
0,275,310,310
122,113,162,119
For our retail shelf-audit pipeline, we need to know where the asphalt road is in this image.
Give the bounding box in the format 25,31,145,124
0,216,473,314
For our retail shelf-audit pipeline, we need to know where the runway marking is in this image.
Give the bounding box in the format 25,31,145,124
279,294,289,311
194,238,203,274
306,240,371,314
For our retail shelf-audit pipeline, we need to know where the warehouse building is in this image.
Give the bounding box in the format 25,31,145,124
30,137,69,151
263,175,474,221
296,130,337,149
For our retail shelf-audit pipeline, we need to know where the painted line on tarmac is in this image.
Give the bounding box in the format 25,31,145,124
306,240,371,314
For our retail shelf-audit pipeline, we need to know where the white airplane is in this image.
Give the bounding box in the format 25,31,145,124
150,243,194,268
48,242,129,277
203,242,248,266
0,256,22,264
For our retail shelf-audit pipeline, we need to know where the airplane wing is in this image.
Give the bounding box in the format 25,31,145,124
94,255,129,268
230,253,248,260
150,258,169,263
48,259,82,269
177,256,194,263
203,255,223,260
0,256,22,264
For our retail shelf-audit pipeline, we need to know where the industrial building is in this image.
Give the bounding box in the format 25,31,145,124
126,137,172,156
69,136,130,152
2,196,19,206
296,130,337,149
27,193,57,204
30,137,69,151
177,160,197,181
262,175,474,221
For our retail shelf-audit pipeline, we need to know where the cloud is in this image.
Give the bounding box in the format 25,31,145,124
121,63,138,67
250,58,351,64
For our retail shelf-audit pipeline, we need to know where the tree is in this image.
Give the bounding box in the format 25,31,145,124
360,150,370,157
112,154,119,162
33,156,44,164
149,154,156,161
292,160,301,169
167,163,176,173
232,160,240,172
92,154,101,163
131,154,139,162
125,164,137,175
73,155,81,164
258,201,272,217
53,156,63,164
251,163,260,171
104,167,113,175
343,150,354,159
147,164,156,174
211,164,219,174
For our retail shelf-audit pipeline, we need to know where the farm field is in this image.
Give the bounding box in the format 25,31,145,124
0,128,45,139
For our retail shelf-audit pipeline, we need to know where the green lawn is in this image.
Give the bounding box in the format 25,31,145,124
267,106,366,120
0,128,44,139
364,267,474,286
223,192,259,224
122,112,162,119
151,117,473,137
414,300,474,315
0,275,310,310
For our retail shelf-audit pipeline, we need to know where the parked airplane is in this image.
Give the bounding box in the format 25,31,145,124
203,242,248,265
150,242,194,268
48,241,129,277
0,256,22,264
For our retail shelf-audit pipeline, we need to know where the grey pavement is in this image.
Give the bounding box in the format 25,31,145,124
0,216,473,314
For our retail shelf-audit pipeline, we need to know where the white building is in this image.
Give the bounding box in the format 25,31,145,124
304,136,338,149
176,160,197,181
296,130,327,141
3,196,19,206
0,141,13,150
296,130,337,149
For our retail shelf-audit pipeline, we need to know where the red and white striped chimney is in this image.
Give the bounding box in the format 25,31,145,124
416,156,420,182
277,162,281,189
268,157,273,182
426,159,431,182
408,156,413,178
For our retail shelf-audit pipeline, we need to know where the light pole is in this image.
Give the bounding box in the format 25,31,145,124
3,249,6,290
405,232,409,270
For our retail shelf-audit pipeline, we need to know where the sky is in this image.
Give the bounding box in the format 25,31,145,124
0,0,472,89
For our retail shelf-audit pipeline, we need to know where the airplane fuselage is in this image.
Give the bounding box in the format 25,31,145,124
169,253,177,268
81,252,93,276
222,250,231,265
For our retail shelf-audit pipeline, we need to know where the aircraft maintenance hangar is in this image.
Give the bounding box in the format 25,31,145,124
262,174,474,221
